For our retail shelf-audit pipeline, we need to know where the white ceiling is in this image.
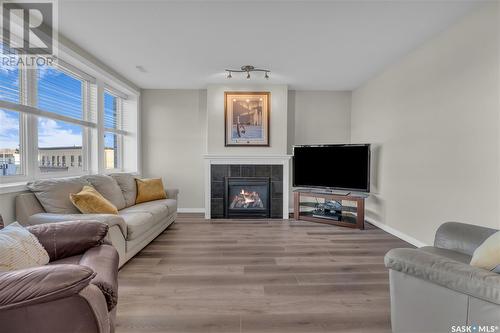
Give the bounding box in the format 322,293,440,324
58,0,481,90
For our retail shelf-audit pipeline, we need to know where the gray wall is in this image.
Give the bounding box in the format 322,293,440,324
140,89,351,210
289,90,351,148
141,89,207,211
350,3,500,245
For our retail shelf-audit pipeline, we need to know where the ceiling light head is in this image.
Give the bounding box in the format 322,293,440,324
225,65,271,80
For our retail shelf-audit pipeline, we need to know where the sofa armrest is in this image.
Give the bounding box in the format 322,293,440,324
0,264,95,311
165,188,179,200
385,248,500,305
80,244,119,311
434,222,497,256
27,221,108,261
27,213,127,238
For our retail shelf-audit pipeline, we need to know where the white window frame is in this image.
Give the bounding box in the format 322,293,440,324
0,37,140,192
0,60,96,182
103,87,127,172
33,63,92,179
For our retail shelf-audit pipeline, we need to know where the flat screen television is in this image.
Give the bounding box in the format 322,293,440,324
293,144,370,192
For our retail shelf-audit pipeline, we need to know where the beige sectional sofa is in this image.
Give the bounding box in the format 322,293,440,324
15,173,178,267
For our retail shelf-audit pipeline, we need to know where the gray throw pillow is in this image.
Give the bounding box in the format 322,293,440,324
83,175,126,210
109,173,137,207
27,177,89,214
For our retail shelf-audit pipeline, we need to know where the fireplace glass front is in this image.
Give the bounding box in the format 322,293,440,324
225,177,270,218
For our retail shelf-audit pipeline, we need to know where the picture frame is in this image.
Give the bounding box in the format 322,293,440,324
224,91,270,147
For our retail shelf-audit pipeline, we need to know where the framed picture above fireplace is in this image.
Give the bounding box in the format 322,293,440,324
224,91,270,146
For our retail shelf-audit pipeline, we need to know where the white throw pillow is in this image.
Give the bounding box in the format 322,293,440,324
0,222,50,272
470,230,500,272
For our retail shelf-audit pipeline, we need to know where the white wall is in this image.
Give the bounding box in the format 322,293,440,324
350,3,500,245
206,84,288,155
141,90,207,210
290,90,351,147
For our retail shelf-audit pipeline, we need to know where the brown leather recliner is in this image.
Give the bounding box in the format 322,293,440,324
0,220,119,333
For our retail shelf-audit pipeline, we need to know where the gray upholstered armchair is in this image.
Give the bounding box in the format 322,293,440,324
0,221,119,333
385,222,500,333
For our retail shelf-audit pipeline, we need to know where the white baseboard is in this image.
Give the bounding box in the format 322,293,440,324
365,217,427,247
178,208,205,213
288,205,426,247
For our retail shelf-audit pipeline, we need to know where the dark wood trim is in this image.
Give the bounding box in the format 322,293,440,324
224,91,271,147
293,190,366,230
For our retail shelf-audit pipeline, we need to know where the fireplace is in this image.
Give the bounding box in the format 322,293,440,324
209,164,285,219
225,177,270,218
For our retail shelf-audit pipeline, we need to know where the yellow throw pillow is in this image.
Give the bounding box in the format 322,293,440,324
135,178,167,204
470,231,500,271
70,185,118,215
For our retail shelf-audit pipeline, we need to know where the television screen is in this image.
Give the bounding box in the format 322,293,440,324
293,144,370,192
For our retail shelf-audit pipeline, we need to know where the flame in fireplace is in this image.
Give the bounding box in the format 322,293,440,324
240,189,256,204
230,188,264,209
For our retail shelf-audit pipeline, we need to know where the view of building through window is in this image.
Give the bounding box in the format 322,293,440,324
0,55,21,176
104,92,120,169
0,109,21,176
36,66,85,174
37,118,83,173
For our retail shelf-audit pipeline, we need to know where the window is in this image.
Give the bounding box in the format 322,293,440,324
104,91,123,170
0,41,137,186
0,45,22,177
36,66,86,175
0,110,21,176
37,117,84,173
38,65,83,120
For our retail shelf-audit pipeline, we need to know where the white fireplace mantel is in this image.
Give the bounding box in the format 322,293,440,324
204,155,292,219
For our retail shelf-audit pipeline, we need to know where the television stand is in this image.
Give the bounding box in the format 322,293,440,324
293,190,366,229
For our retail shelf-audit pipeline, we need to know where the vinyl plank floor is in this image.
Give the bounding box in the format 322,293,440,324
116,213,412,333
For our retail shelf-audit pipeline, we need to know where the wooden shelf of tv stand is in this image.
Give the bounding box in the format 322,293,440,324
293,190,366,229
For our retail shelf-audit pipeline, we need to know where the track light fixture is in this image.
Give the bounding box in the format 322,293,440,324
225,65,270,80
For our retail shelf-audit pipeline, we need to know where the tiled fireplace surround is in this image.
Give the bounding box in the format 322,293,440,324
204,156,291,219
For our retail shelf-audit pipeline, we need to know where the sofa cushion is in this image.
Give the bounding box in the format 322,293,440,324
119,211,156,241
109,173,137,207
27,221,109,262
120,200,170,221
83,175,126,210
136,198,177,216
27,177,90,214
70,186,119,215
27,214,127,239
